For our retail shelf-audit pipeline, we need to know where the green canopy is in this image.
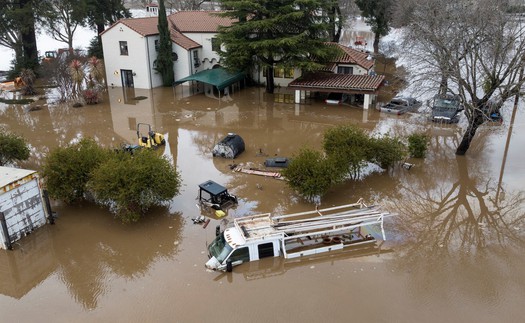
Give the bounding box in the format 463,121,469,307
174,67,245,90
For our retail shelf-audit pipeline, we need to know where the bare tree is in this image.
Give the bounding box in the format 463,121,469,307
39,0,87,50
401,0,525,155
169,0,208,11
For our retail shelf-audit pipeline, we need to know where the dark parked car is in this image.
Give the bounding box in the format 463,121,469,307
431,94,464,123
377,97,422,115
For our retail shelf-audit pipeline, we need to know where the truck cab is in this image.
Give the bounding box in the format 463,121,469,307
431,94,464,123
206,226,281,271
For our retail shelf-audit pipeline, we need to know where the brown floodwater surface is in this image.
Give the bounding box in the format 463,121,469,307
1,84,525,323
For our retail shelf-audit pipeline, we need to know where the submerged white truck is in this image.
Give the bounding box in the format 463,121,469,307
205,199,391,272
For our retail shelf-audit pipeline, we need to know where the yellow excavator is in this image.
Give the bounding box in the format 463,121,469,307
137,123,165,148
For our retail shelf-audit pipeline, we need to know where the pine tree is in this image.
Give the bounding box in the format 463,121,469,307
217,0,339,94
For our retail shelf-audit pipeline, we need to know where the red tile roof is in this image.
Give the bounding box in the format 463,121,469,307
114,17,159,36
170,28,201,50
327,43,374,70
169,11,234,33
101,11,234,38
288,72,385,93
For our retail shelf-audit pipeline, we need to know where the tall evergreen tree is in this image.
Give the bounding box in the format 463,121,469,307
86,0,130,35
85,0,129,59
0,0,39,74
217,0,339,94
155,0,174,86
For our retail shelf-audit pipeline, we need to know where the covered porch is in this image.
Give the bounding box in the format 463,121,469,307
287,72,385,109
173,67,245,98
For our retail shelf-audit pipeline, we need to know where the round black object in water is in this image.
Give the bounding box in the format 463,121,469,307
226,259,233,272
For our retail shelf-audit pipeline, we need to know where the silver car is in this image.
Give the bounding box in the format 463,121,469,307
377,97,422,115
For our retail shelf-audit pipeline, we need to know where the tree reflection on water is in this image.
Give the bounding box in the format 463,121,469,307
385,147,525,302
393,155,525,254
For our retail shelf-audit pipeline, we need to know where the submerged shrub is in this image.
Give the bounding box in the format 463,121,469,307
408,133,430,158
41,138,111,203
282,148,342,201
369,135,407,169
323,125,370,179
0,132,30,166
88,149,181,223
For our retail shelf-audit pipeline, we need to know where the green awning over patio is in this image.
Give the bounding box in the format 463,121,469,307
174,67,245,90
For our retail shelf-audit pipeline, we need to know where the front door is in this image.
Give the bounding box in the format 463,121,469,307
121,69,134,88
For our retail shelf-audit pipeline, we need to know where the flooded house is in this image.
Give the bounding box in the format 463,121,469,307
100,11,243,90
101,12,383,109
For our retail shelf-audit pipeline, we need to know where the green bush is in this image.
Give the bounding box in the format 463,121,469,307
408,133,430,158
87,36,103,58
0,132,30,166
323,125,370,179
41,138,111,203
282,148,340,201
88,149,181,223
369,135,407,169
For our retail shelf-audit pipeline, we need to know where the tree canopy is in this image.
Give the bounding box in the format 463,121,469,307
0,0,39,74
39,0,88,50
355,0,394,53
217,0,340,93
85,0,130,35
0,132,31,166
284,125,407,201
42,138,181,222
400,0,525,154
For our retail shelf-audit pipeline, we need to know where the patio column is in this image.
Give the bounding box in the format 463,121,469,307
363,94,370,110
295,90,301,104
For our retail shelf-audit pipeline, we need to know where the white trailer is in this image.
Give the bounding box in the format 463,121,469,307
0,166,51,250
205,199,391,271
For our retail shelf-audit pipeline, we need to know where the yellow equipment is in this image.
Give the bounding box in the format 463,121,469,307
137,123,165,148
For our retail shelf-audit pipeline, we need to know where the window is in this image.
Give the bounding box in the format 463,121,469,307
228,247,250,263
119,41,128,56
337,66,353,74
275,68,284,78
211,37,221,52
265,67,294,79
193,50,200,67
258,242,274,259
154,40,159,52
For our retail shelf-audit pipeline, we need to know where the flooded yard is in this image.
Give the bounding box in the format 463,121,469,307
1,82,525,322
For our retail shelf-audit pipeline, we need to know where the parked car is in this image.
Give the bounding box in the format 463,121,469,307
430,94,463,123
377,97,422,115
325,92,349,105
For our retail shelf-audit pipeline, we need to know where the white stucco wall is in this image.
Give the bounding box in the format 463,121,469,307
102,23,164,89
183,32,222,70
145,36,164,88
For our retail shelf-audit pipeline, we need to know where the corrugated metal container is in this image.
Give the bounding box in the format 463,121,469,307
0,166,49,250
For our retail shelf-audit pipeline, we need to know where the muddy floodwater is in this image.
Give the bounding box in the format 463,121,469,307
1,82,525,323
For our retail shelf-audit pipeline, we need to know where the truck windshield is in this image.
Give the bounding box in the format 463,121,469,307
434,99,458,110
208,233,233,263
